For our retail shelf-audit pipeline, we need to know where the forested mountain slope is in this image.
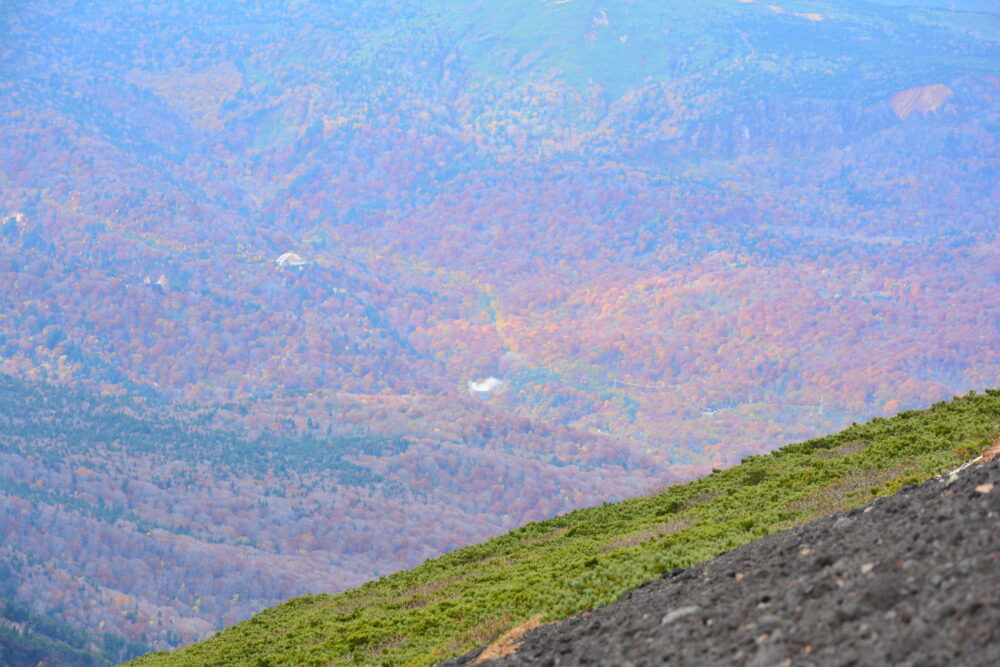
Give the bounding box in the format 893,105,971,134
3,0,998,458
130,390,1000,665
1,0,998,653
2,374,618,652
0,596,140,667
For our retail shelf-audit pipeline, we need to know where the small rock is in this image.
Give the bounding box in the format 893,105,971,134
862,580,901,610
814,554,834,569
757,614,781,630
783,588,803,607
837,599,861,622
750,645,785,666
860,563,875,575
936,604,956,620
660,606,699,625
975,482,994,494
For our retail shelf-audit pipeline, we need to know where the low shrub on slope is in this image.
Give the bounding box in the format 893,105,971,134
131,390,1000,666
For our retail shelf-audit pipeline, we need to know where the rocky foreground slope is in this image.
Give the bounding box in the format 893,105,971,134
451,456,1000,666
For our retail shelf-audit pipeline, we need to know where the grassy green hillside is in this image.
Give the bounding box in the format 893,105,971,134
131,389,1000,666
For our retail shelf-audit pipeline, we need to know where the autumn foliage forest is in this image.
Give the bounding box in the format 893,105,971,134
0,0,998,659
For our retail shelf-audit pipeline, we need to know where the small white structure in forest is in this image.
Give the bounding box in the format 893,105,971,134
468,376,503,395
143,273,170,291
276,252,311,269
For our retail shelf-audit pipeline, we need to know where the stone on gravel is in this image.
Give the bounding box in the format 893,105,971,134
660,606,699,625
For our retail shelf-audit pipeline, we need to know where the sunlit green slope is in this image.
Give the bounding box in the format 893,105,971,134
131,389,1000,666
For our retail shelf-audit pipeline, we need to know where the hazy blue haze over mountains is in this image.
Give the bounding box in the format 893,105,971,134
0,0,997,657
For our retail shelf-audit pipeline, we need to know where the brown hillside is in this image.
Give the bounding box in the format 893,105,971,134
888,83,953,120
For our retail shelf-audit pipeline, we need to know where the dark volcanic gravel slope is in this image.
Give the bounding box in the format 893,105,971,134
446,459,1000,667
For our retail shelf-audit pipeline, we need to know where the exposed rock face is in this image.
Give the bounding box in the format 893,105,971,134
888,83,953,120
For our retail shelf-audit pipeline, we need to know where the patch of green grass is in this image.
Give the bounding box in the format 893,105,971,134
130,389,1000,666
